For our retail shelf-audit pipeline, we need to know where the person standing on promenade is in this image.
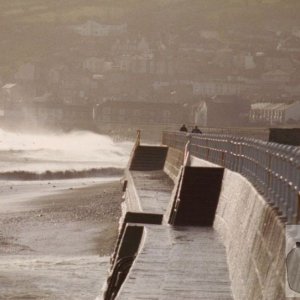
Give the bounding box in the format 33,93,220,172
180,124,188,132
191,125,202,134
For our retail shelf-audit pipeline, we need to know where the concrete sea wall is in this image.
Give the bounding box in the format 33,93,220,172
214,169,285,299
165,148,287,299
163,147,184,181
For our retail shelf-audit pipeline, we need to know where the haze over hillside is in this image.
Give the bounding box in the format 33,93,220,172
0,0,300,134
1,0,299,77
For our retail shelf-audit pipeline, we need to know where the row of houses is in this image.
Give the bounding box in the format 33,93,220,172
96,99,300,127
13,60,295,93
6,29,300,108
68,22,300,54
249,101,300,125
93,97,249,128
1,91,300,131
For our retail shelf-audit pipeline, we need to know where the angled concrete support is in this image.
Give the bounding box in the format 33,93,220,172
167,166,224,226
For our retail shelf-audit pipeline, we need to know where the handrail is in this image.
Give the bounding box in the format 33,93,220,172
162,131,300,224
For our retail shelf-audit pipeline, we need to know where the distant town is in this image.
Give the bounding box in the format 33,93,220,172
0,1,300,138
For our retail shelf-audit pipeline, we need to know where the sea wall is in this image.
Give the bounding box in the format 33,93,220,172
163,147,184,181
216,170,285,299
164,147,287,299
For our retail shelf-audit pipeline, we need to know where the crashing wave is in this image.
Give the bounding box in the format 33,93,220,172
0,168,124,181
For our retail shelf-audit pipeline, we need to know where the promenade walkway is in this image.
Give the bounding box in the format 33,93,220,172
104,132,295,299
126,170,174,214
118,225,233,300
115,144,233,299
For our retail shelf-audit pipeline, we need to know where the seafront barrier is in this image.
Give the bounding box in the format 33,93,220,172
102,131,300,299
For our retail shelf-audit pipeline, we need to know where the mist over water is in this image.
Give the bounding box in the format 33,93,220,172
0,129,132,176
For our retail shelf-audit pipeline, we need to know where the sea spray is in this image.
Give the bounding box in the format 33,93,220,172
0,129,132,176
0,168,124,180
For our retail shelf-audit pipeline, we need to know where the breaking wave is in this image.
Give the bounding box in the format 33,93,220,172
0,167,124,180
0,129,132,179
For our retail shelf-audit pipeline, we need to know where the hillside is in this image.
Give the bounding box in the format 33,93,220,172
0,0,300,79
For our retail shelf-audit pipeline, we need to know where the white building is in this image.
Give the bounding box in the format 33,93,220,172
71,21,127,37
249,101,300,124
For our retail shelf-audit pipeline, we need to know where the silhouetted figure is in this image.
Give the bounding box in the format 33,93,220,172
179,124,188,132
192,126,202,134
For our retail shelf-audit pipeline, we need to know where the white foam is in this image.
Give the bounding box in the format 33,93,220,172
0,129,132,173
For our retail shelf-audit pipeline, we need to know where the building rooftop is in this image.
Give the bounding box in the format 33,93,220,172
251,102,293,111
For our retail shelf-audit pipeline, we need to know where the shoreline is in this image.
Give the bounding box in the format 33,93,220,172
0,179,123,299
0,179,123,255
0,177,120,213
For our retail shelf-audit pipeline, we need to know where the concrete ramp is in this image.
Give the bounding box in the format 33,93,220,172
116,225,233,300
129,145,168,171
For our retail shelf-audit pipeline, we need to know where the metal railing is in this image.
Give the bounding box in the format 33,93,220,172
200,127,270,140
162,131,300,224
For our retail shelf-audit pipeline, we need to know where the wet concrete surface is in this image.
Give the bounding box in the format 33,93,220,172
118,167,233,299
117,225,233,300
129,170,174,214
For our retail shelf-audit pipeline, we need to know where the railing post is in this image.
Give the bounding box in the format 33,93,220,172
266,149,272,201
221,151,225,167
237,138,243,173
137,129,141,146
206,138,210,161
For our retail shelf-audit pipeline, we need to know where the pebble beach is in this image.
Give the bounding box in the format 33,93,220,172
0,178,123,299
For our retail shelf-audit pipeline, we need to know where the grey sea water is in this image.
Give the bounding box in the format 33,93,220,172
0,255,109,300
0,129,130,299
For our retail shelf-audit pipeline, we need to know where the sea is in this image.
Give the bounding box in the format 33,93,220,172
0,129,132,179
0,128,132,300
